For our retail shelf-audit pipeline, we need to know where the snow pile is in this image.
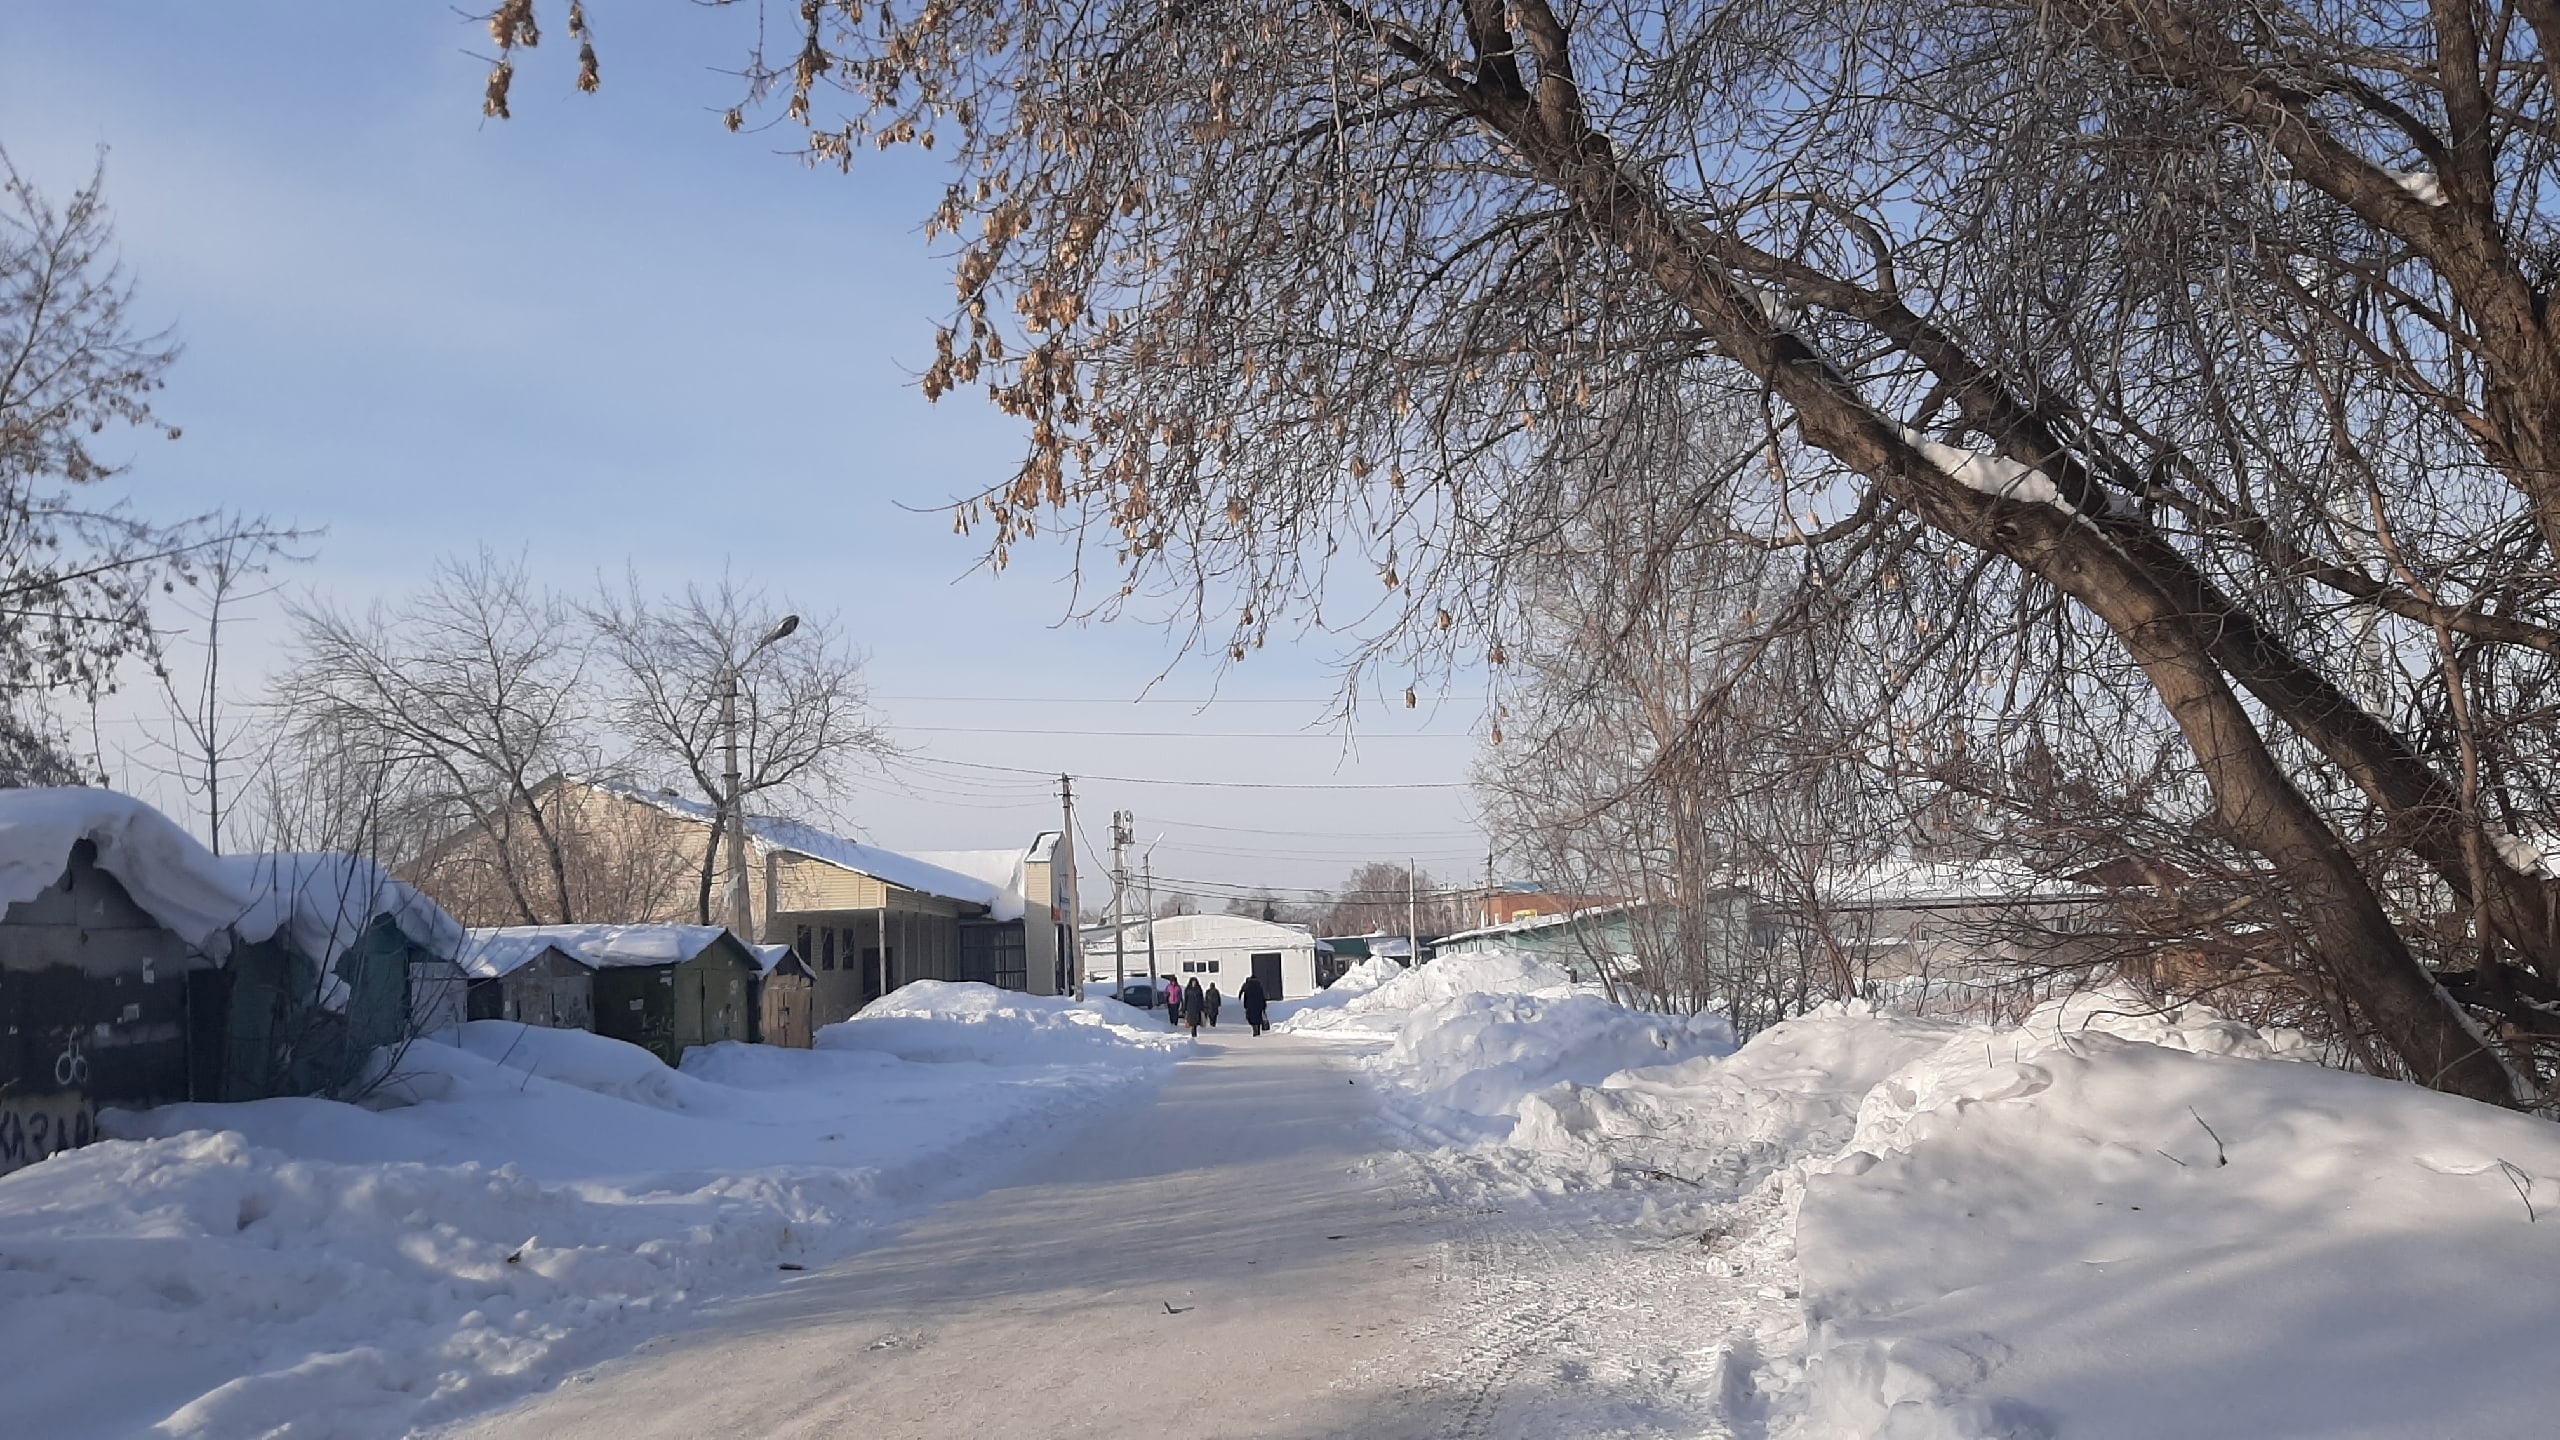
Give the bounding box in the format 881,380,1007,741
1788,993,2560,1439
1284,950,1736,1144
1263,953,1407,1025
822,980,1188,1067
1381,974,2560,1438
1511,1003,1965,1195
1281,948,1577,1037
0,990,1180,1439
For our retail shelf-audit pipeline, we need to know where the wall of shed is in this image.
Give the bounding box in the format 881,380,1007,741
1,844,217,1175
756,969,813,1048
477,951,595,1030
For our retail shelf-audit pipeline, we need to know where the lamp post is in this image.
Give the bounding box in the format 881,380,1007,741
721,614,800,938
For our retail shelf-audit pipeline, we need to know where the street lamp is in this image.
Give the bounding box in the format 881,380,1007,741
721,614,800,938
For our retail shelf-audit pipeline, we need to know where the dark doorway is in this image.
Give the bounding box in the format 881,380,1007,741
1250,951,1284,1001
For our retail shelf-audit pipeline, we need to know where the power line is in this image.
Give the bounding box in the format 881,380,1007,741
903,754,1471,791
875,694,1488,705
1151,816,1482,840
881,724,1474,739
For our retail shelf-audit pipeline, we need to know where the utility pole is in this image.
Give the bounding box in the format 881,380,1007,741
1060,774,1083,999
1111,809,1134,996
721,614,800,939
1407,856,1421,968
1143,848,1158,984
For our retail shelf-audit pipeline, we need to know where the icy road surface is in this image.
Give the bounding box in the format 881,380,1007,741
442,1026,1756,1440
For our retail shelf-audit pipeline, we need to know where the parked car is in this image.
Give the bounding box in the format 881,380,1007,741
1097,979,1163,1009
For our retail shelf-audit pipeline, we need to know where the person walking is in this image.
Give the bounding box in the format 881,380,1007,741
1205,983,1223,1027
1182,976,1207,1037
1239,974,1269,1036
1162,975,1182,1027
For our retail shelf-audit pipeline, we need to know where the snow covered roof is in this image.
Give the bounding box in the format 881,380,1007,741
588,779,1002,911
1436,901,1653,947
464,923,746,972
1082,913,1319,949
223,853,465,964
1827,856,2107,908
0,787,262,956
458,929,599,980
750,941,798,974
907,848,1029,921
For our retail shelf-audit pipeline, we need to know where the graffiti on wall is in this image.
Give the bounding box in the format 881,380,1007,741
0,1090,99,1176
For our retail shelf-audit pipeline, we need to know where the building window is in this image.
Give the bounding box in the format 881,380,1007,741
795,926,812,965
822,927,838,971
1207,960,1221,972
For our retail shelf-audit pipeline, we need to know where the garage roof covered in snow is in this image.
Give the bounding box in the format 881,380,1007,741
0,788,264,956
223,852,465,964
464,923,746,971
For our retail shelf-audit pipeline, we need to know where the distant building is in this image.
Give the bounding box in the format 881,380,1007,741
414,777,1077,1022
1473,884,1627,928
1081,913,1325,1001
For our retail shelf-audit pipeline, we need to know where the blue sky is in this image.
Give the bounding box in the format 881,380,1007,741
0,2,1488,899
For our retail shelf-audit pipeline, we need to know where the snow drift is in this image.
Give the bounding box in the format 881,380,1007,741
821,980,1189,1067
0,986,1178,1439
1284,950,1737,1143
1335,950,2560,1439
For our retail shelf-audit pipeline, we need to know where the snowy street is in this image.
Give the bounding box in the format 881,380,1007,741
447,1028,1454,1439
18,949,2560,1436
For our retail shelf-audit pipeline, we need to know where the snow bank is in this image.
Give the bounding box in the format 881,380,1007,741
1281,948,1577,1037
822,980,1190,1067
1381,971,2560,1438
0,991,1180,1439
1790,992,2560,1439
1511,1003,1965,1195
1262,953,1407,1026
1285,949,1736,1144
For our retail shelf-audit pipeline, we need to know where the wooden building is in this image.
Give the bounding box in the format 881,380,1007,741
750,942,815,1049
460,933,597,1030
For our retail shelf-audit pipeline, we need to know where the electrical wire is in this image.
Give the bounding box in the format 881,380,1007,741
898,753,1470,791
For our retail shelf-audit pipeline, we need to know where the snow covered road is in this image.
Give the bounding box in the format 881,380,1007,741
443,1028,1464,1439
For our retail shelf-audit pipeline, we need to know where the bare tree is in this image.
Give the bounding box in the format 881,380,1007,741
1322,861,1476,937
2,152,284,778
278,550,598,923
144,534,300,853
587,573,888,924
487,0,2560,1101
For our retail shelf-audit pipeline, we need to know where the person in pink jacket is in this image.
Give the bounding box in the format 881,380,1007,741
1161,975,1182,1026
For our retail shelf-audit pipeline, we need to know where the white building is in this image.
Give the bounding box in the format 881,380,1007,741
1079,913,1326,1001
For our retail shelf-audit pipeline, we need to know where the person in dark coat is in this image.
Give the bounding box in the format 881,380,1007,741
1182,976,1207,1036
1205,983,1223,1027
1239,974,1270,1036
